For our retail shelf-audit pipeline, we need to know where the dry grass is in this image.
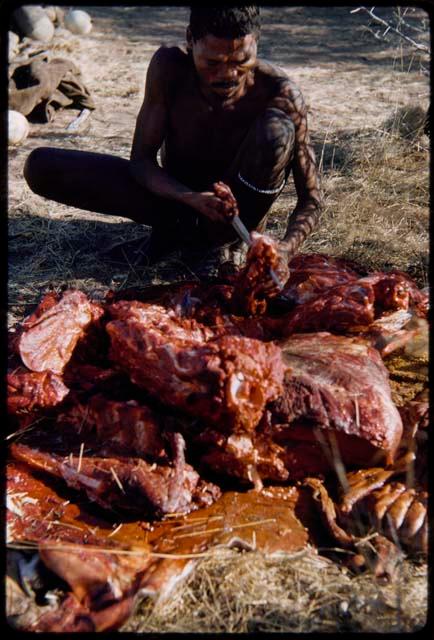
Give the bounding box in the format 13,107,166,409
123,548,427,633
8,116,429,328
269,108,429,286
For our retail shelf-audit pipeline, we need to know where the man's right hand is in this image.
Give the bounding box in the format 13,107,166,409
186,181,239,224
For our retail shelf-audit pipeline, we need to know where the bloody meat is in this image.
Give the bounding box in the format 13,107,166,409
6,249,429,633
193,332,403,485
232,232,290,315
11,430,220,516
18,290,105,374
106,301,285,433
8,368,69,414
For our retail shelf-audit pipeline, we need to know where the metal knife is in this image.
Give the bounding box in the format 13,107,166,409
231,216,285,290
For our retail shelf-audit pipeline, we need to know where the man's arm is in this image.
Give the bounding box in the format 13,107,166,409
269,79,324,256
130,47,233,224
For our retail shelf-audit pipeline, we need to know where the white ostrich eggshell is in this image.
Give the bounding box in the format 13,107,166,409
31,15,55,42
8,31,19,60
44,6,57,22
64,10,92,35
8,111,30,146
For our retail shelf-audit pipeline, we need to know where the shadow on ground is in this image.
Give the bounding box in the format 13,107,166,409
87,5,427,70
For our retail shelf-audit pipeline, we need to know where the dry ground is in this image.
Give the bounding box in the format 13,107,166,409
7,5,430,633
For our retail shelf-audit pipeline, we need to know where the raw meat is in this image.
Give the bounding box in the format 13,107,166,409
8,368,69,414
18,290,105,374
57,394,166,460
10,431,220,516
270,333,403,465
282,253,362,305
107,301,284,432
194,332,403,484
232,232,290,315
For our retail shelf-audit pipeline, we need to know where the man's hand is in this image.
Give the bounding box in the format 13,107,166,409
212,181,239,219
261,239,292,296
276,240,295,266
186,181,239,224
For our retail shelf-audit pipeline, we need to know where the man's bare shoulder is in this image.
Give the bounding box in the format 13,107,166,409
255,58,303,101
150,45,189,75
255,58,306,118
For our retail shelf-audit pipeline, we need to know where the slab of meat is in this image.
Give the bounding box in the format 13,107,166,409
194,332,403,485
281,254,362,306
270,333,403,465
8,368,69,414
108,299,214,342
267,256,428,337
57,394,166,460
232,232,290,315
107,301,284,433
18,290,105,374
281,254,428,315
275,281,376,335
10,431,220,516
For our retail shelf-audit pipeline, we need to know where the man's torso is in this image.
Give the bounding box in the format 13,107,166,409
158,46,291,190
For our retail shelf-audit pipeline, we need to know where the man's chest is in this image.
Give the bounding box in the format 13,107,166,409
166,89,265,160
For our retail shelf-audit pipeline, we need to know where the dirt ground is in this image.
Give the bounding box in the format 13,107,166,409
8,6,429,319
7,5,430,633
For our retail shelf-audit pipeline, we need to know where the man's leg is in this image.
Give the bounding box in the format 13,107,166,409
24,147,158,222
24,147,188,260
225,107,295,231
177,109,295,278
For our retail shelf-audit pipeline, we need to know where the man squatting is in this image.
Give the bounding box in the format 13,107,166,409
24,6,324,279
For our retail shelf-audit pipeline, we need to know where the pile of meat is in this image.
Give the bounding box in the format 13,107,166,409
7,234,429,628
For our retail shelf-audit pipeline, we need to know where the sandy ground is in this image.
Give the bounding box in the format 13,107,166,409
9,6,429,206
8,7,429,314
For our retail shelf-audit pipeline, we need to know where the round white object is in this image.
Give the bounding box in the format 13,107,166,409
8,31,19,60
12,6,54,42
8,111,30,146
44,6,57,22
64,9,92,35
30,14,55,42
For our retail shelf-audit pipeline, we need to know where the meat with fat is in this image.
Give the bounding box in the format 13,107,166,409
270,333,403,466
232,232,290,315
10,431,220,517
281,253,362,306
18,290,105,374
269,258,428,337
193,332,403,485
8,368,69,414
106,301,285,432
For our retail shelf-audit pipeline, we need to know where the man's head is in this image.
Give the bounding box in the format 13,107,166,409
187,7,261,102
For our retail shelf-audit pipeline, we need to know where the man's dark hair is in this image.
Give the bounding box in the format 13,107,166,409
189,6,261,41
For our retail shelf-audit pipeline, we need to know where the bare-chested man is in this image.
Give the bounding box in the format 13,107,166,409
24,6,323,277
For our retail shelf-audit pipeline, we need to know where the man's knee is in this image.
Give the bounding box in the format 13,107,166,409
24,147,51,194
254,107,295,165
238,108,295,189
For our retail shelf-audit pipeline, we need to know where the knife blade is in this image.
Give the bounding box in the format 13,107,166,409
231,215,252,246
231,216,285,290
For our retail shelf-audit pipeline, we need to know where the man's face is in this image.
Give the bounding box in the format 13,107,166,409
188,31,258,101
